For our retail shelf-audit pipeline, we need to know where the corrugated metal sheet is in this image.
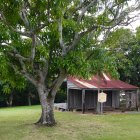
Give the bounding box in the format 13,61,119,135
67,73,139,90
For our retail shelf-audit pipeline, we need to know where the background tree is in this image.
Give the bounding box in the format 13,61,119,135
132,27,140,87
0,0,139,126
104,27,140,87
0,55,26,107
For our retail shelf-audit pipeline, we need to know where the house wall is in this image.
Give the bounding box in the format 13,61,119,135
67,88,138,111
68,89,121,110
68,89,98,110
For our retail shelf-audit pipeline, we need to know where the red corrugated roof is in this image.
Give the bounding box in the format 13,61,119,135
68,73,139,90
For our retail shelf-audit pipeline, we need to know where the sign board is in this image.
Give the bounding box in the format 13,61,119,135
98,92,107,103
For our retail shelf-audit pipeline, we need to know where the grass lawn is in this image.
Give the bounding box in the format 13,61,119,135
0,106,140,140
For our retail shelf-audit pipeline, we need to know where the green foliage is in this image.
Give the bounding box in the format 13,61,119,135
0,54,26,94
89,48,119,79
104,27,140,86
0,0,137,95
55,85,67,103
0,57,26,89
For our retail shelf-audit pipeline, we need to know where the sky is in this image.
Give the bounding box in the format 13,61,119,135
130,20,140,30
126,11,140,31
126,0,140,31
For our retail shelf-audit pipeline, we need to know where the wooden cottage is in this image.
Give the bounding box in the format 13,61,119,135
67,73,139,113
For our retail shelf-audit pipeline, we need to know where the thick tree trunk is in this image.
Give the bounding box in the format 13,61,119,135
36,84,56,126
46,97,56,125
35,70,66,126
37,85,47,125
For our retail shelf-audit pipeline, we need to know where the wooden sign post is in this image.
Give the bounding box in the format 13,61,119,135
98,91,107,114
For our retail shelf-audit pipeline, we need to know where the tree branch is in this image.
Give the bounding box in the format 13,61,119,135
49,69,67,97
8,52,30,61
42,61,49,80
1,42,31,61
77,0,98,23
9,62,37,86
31,34,37,61
0,11,31,37
23,72,37,86
62,0,98,56
19,1,30,28
58,17,66,55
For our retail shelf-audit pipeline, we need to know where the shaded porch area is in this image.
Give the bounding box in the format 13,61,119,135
67,89,139,113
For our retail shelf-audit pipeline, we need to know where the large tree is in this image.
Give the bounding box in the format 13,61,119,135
0,0,139,126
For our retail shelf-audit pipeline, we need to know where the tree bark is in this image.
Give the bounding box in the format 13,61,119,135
35,84,56,126
35,70,66,126
46,97,56,125
37,84,47,125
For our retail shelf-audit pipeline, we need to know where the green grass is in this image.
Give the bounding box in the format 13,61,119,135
0,106,140,140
